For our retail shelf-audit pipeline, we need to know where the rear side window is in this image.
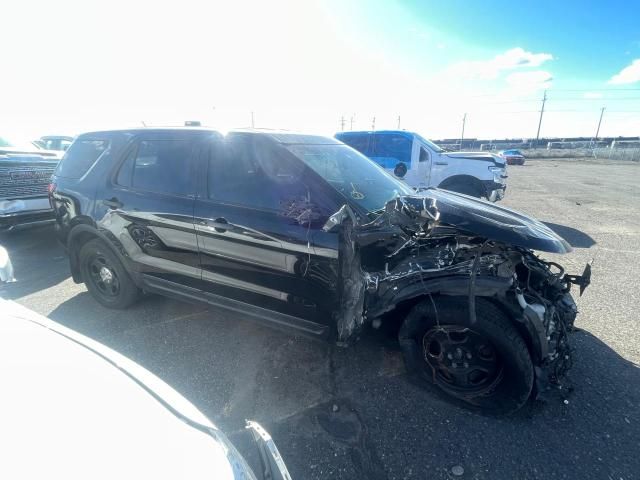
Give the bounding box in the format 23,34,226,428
371,134,412,168
116,139,195,196
55,139,109,178
338,134,374,156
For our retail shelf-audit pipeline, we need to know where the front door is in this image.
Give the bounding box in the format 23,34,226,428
413,142,432,188
193,134,340,330
95,133,204,289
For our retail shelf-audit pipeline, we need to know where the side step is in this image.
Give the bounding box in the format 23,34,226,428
142,274,330,338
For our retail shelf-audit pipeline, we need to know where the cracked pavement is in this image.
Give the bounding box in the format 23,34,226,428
1,158,639,479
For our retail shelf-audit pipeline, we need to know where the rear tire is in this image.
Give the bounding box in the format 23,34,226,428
79,238,140,309
399,296,534,414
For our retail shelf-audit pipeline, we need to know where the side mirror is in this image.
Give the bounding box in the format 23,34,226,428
394,162,408,178
0,245,15,283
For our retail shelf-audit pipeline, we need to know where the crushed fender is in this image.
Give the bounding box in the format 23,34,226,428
325,189,591,393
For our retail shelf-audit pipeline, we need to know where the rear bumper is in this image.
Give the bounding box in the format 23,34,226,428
0,197,55,231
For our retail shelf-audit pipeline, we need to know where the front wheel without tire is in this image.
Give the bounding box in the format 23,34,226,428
398,296,533,414
79,238,140,309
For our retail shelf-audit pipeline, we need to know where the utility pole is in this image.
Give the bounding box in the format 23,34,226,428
595,107,605,141
535,90,547,147
251,111,255,128
340,116,346,131
350,115,354,130
371,116,376,131
397,115,401,129
460,113,467,151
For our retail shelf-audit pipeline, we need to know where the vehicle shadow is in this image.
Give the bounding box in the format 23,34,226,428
543,221,596,248
42,290,640,479
0,225,71,300
256,328,640,480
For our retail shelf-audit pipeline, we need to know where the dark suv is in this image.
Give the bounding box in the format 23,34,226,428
50,128,590,413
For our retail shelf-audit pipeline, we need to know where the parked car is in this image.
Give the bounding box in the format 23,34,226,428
0,247,290,480
36,135,75,151
0,136,60,156
0,137,62,231
335,130,507,201
50,128,590,413
499,149,526,165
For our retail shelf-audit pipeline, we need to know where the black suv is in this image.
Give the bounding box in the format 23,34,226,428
50,128,590,413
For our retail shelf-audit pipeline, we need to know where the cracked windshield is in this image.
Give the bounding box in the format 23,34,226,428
1,0,638,479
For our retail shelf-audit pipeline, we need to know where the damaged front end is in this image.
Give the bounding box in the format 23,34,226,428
326,189,591,406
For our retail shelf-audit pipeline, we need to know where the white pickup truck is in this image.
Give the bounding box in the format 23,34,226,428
0,138,61,231
335,130,507,201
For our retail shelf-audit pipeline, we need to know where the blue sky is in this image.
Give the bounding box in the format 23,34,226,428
1,0,639,140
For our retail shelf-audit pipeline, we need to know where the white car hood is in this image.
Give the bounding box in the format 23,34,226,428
0,299,251,480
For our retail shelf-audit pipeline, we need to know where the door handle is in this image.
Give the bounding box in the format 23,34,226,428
435,162,449,166
102,197,123,209
199,217,232,233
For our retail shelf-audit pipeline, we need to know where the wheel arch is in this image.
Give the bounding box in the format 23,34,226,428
438,174,485,196
67,224,136,285
370,276,543,365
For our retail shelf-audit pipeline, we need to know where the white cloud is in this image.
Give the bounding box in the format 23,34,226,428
450,47,553,80
492,47,553,68
609,59,640,84
505,71,553,92
583,92,603,98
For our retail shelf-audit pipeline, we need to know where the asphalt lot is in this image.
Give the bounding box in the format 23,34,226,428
2,158,639,479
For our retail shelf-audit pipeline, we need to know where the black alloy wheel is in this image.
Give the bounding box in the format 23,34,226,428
87,254,121,297
79,238,140,309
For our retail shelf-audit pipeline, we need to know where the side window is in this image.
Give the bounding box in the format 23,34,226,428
419,147,429,162
339,134,374,156
115,139,194,196
207,138,306,211
55,139,110,178
371,134,412,168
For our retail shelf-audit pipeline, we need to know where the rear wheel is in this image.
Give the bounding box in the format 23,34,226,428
399,296,533,414
79,238,140,309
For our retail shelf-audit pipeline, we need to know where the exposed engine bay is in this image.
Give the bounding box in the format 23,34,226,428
326,189,591,400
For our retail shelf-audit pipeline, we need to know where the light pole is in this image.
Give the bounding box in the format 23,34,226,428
535,90,547,147
595,107,605,141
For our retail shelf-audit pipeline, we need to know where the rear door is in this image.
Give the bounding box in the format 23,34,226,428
95,132,204,289
193,135,340,331
369,133,416,185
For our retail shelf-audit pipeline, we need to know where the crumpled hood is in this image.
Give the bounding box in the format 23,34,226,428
396,189,571,253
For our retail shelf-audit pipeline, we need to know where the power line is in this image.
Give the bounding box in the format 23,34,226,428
549,88,640,92
468,88,640,100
